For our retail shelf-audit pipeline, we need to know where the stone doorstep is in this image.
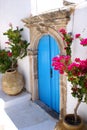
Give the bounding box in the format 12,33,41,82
5,93,31,108
54,120,87,130
0,93,31,109
19,119,57,130
0,88,31,109
35,100,59,120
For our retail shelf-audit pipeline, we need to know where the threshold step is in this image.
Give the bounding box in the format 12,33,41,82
0,88,31,108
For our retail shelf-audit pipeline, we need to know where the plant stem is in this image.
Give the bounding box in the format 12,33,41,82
74,100,81,122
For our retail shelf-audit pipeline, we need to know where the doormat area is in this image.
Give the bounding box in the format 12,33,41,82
34,100,59,120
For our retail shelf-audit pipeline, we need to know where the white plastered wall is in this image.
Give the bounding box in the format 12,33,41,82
0,0,31,91
31,0,63,16
66,1,87,122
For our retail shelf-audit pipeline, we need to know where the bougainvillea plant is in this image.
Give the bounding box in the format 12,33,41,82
52,28,87,122
3,23,29,69
0,49,12,73
59,28,73,56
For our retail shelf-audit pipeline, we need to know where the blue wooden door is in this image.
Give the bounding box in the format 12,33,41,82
38,35,60,113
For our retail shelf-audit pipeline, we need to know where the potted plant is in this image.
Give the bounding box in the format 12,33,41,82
2,23,29,95
52,29,87,129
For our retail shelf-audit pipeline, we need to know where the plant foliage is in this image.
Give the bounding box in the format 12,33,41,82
3,24,29,68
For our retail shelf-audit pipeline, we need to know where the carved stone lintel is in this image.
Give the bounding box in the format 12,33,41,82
22,5,75,29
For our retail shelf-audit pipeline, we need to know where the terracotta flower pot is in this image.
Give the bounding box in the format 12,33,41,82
2,68,24,95
55,114,85,130
63,114,83,130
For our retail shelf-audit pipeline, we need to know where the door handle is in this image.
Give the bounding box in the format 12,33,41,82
50,68,53,78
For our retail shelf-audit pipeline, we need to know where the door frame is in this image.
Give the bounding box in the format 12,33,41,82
28,28,67,119
23,7,71,119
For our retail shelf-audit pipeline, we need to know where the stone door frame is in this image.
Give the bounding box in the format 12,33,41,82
28,27,67,119
23,7,74,118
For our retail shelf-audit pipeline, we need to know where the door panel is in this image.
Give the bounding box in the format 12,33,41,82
38,35,51,106
38,35,60,113
49,36,60,112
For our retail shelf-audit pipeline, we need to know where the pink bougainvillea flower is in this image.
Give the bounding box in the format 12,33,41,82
59,28,66,35
62,37,65,40
59,69,64,74
75,34,81,38
80,38,87,46
7,51,12,57
75,58,81,62
66,42,70,45
52,55,71,74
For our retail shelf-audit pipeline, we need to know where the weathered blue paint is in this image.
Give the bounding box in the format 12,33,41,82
38,35,60,113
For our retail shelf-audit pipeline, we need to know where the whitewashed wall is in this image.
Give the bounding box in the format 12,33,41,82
66,0,85,4
31,0,63,16
0,0,31,91
67,1,87,122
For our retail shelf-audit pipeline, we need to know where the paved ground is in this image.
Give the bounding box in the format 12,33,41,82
0,86,58,130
